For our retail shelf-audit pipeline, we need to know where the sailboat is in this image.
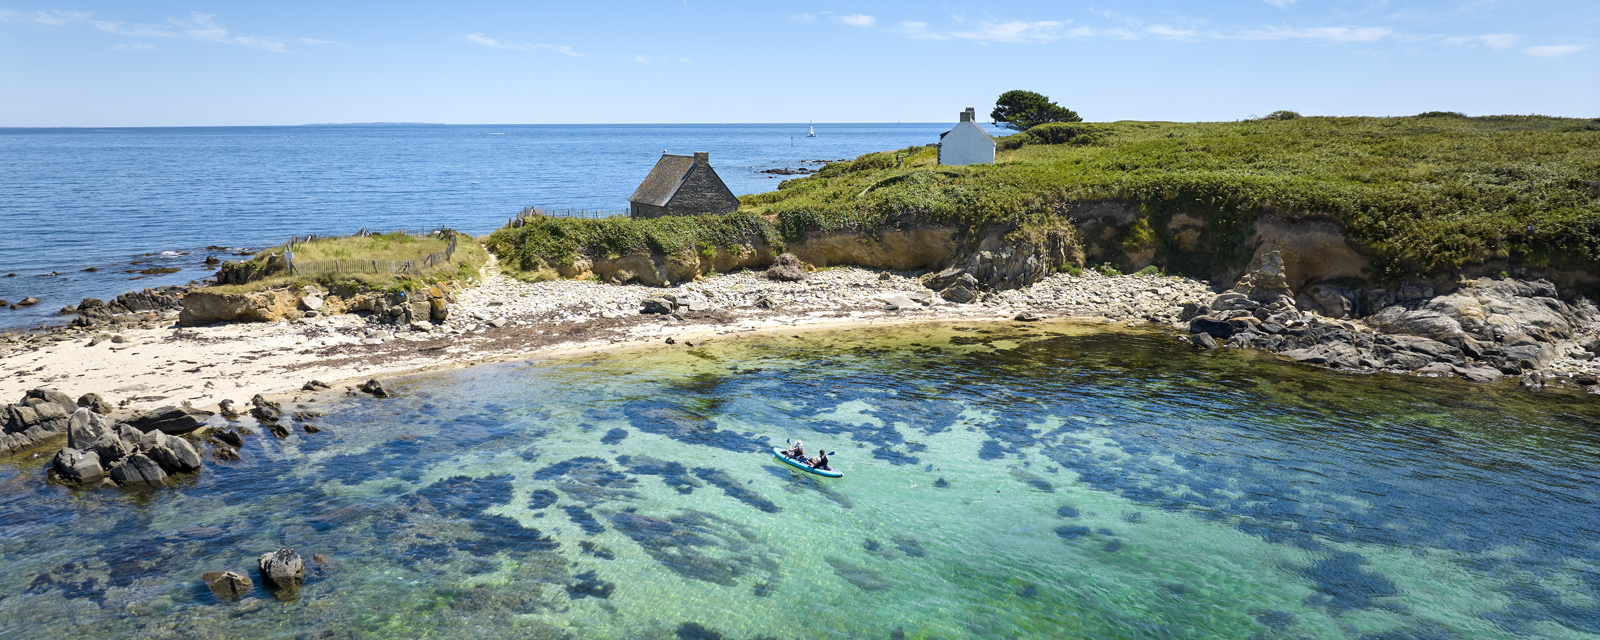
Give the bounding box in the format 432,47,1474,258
806,121,817,138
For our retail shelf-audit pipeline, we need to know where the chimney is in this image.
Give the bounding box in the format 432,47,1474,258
960,108,975,122
694,151,710,165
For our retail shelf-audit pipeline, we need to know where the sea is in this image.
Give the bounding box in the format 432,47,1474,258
4,323,1598,639
0,122,997,330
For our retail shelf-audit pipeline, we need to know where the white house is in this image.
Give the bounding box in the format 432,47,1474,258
937,108,995,166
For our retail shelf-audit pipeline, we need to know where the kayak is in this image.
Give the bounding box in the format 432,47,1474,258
772,447,843,478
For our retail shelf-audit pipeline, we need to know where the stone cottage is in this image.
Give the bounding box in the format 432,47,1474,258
937,108,995,166
628,151,741,218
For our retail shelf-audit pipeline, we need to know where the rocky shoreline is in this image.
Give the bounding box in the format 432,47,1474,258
3,253,1598,469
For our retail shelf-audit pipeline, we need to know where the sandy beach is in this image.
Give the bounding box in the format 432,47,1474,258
0,262,1215,417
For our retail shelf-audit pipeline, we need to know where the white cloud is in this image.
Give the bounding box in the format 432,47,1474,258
632,54,651,63
113,42,154,51
1145,24,1198,40
838,14,876,28
679,57,691,63
1443,33,1518,49
1262,0,1301,7
1522,44,1586,57
93,20,179,38
466,33,584,57
788,13,816,23
1236,26,1393,42
900,20,1068,43
83,12,291,51
32,10,91,26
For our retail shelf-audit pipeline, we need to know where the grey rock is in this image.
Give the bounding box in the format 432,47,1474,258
1209,292,1257,312
24,388,77,414
489,317,508,328
1189,333,1217,349
143,430,202,474
108,453,167,487
1013,312,1044,322
1452,365,1505,383
250,395,281,422
301,380,331,392
1368,306,1465,342
76,393,113,415
203,570,254,600
257,549,305,591
300,296,324,312
641,298,677,314
753,295,781,310
920,267,967,291
52,448,104,483
1188,317,1235,339
1229,251,1293,302
66,408,112,450
358,379,392,398
126,405,214,435
940,284,977,304
765,253,808,282
884,296,917,311
90,430,133,464
1503,344,1555,370
30,400,69,424
218,399,241,419
216,430,244,448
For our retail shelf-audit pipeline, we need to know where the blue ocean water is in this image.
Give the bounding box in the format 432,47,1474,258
0,123,996,329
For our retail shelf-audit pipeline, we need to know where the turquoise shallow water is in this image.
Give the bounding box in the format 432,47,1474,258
2,322,1599,639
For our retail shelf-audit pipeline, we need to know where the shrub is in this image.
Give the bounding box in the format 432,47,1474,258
1415,111,1466,118
1263,110,1302,120
1135,265,1163,276
1097,263,1122,277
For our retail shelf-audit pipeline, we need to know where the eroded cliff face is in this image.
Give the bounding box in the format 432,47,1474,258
529,221,1079,292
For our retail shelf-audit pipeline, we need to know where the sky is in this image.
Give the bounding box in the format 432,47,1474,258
0,1,1594,126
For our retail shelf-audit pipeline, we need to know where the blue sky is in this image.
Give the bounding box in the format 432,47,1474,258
0,1,1593,126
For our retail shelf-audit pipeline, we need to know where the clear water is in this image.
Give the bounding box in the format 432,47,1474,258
0,123,989,329
2,322,1598,639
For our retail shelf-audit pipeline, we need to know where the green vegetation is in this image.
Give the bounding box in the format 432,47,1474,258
482,114,1599,282
991,90,1082,131
210,231,489,293
744,114,1600,276
484,211,782,277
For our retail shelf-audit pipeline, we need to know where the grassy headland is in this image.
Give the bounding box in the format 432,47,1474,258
486,114,1600,281
210,231,490,294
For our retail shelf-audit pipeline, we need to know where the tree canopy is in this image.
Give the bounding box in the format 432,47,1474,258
990,90,1082,131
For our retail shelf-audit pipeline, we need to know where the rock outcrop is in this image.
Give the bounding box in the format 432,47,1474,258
0,388,80,457
258,549,305,591
50,407,204,487
203,570,254,600
1183,256,1598,383
125,405,214,435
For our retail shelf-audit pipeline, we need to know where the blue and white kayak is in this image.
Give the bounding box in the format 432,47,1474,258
772,447,843,478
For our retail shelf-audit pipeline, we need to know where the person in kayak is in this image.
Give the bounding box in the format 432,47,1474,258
780,440,805,460
806,449,830,470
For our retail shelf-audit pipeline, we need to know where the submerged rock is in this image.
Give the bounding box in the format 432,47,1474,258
202,570,254,600
257,549,305,591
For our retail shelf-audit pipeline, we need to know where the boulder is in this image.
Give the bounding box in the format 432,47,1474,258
1188,317,1236,339
920,267,967,291
940,284,977,304
1367,306,1465,342
1452,365,1505,383
125,405,214,435
25,388,78,414
218,399,240,419
1229,251,1293,302
108,453,167,487
90,430,133,464
358,379,393,398
52,448,104,483
1503,344,1555,370
641,298,676,314
249,395,281,422
1189,333,1217,349
764,253,808,282
2,404,39,432
203,571,254,600
257,549,305,591
76,393,113,415
142,430,202,474
66,408,112,450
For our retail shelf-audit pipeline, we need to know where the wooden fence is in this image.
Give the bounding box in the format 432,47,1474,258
507,207,630,228
279,228,460,277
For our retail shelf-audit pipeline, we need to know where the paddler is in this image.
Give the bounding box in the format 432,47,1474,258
780,440,805,459
807,449,830,470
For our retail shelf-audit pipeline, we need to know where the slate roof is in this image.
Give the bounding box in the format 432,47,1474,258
629,154,698,207
940,120,995,141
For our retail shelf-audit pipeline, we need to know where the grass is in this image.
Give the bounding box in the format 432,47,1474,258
207,231,490,294
743,114,1600,277
483,114,1600,281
